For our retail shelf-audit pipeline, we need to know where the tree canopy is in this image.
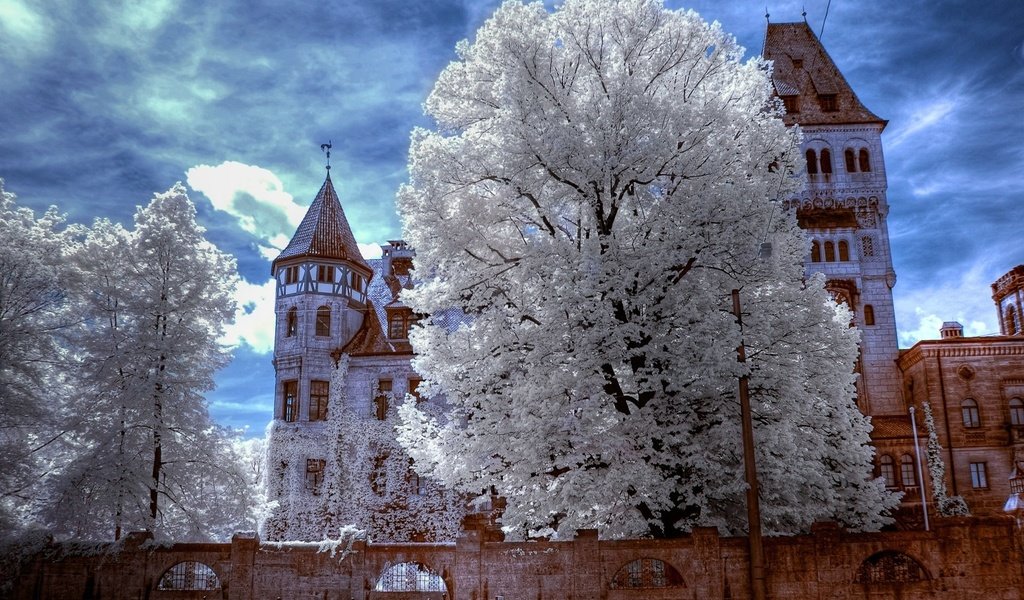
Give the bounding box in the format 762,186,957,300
397,0,897,538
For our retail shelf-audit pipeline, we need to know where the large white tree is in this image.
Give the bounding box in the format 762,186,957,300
397,0,897,538
41,185,256,541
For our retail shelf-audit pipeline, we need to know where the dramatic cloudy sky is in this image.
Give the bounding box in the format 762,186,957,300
1,0,1022,436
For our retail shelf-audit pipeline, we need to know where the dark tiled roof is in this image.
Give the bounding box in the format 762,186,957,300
869,415,921,440
342,258,411,356
271,174,371,274
762,22,886,128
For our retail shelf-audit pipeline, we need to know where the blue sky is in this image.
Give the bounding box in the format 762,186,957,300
2,0,1022,437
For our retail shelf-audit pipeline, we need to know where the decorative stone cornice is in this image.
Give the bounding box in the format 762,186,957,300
898,339,1024,369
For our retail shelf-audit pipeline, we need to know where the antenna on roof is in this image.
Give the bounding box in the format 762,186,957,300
764,6,770,23
320,141,332,172
819,0,832,40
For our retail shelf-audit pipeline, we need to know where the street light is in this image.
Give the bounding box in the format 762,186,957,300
732,288,766,600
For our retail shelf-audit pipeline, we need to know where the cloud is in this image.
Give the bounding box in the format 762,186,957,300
887,98,956,149
187,161,306,247
894,262,1000,347
222,277,278,353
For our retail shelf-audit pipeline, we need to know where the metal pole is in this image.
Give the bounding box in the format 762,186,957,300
909,407,930,531
732,289,767,600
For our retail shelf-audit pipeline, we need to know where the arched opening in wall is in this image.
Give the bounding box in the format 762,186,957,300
286,307,297,337
806,149,819,174
609,558,685,589
838,240,850,261
961,398,981,428
845,148,857,172
810,240,822,262
863,304,875,326
824,241,836,262
373,562,448,593
879,454,897,488
859,148,871,172
1006,305,1019,334
854,551,929,583
316,305,331,337
900,454,916,487
1009,397,1024,426
157,561,221,591
819,148,833,174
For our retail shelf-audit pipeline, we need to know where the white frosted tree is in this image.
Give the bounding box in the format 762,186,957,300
0,179,76,534
397,0,897,538
42,185,255,541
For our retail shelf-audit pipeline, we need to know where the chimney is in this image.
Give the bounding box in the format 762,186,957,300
940,321,964,339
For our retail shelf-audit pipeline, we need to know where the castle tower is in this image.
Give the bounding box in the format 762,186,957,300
764,23,903,415
270,172,374,425
992,265,1024,335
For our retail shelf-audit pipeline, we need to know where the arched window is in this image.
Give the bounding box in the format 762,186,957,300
1007,305,1019,334
315,305,331,337
157,561,221,590
961,398,980,428
1010,397,1024,426
286,307,297,337
844,148,857,172
879,455,897,488
838,240,850,261
609,558,685,589
900,454,916,487
859,148,871,172
810,240,822,262
806,149,819,174
374,562,447,592
863,304,875,326
824,241,836,262
820,148,833,174
855,551,928,583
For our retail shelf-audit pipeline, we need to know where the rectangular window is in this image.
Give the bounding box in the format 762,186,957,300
309,380,329,421
782,95,799,114
352,272,363,292
284,265,299,284
374,379,392,420
306,458,325,494
389,314,407,339
818,94,838,112
282,380,298,422
317,265,335,283
970,462,988,489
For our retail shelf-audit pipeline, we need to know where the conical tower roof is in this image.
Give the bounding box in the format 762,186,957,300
272,173,371,274
763,22,886,128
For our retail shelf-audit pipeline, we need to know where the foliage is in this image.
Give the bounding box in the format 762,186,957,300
396,0,897,538
921,402,970,517
263,354,463,542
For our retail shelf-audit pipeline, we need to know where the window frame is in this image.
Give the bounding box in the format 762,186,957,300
900,454,916,487
819,148,833,174
306,458,325,494
879,454,897,488
859,148,871,172
1009,397,1024,426
805,149,819,175
309,380,329,421
961,398,980,428
282,380,298,422
286,307,298,337
315,305,331,337
844,148,857,172
969,462,988,489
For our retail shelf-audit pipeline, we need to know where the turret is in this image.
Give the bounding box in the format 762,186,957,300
992,265,1024,335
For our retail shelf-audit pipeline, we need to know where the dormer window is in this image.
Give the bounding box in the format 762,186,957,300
387,308,417,340
792,58,803,69
818,94,838,112
352,272,363,292
782,95,799,114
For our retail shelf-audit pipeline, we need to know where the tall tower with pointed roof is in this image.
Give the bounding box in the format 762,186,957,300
264,171,462,542
764,22,903,415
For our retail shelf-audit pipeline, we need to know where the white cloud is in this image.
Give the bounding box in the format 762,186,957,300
895,263,1000,347
888,98,956,149
359,242,383,259
187,161,307,246
222,277,278,353
0,0,50,61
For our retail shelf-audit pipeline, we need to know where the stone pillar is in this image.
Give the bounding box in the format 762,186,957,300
454,529,483,600
572,529,600,600
229,531,259,600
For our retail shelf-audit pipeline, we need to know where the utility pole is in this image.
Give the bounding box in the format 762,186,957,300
733,288,767,600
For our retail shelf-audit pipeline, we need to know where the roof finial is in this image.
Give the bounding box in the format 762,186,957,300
320,140,332,172
764,6,770,23
802,6,807,22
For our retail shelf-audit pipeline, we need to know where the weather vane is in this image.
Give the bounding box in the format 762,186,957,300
764,6,770,23
321,141,332,171
802,6,807,21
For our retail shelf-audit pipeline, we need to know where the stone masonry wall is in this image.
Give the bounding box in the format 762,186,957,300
11,517,1024,599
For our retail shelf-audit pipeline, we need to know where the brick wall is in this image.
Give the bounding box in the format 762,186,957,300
12,517,1024,599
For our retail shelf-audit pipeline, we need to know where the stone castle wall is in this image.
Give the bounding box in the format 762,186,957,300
12,517,1024,599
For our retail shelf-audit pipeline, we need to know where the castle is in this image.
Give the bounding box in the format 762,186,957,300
13,19,1024,600
260,21,1024,540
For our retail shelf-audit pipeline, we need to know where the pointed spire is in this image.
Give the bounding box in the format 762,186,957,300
272,173,371,274
762,21,886,128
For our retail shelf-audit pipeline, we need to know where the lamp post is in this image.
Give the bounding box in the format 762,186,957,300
732,288,767,600
908,406,930,531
